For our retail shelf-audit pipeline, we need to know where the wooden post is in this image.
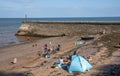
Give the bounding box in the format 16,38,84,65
25,14,27,22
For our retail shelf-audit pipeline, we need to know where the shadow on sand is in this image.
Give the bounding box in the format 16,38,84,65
0,71,34,76
92,64,120,76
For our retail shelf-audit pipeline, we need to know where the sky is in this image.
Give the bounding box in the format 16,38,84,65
0,0,120,18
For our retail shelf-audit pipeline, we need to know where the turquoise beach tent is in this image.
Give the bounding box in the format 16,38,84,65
67,55,93,73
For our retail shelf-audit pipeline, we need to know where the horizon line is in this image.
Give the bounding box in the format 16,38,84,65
0,16,120,18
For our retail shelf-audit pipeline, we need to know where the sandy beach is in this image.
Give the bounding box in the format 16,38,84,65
0,0,120,75
0,34,120,76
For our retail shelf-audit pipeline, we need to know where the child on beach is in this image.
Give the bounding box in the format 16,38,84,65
12,58,17,64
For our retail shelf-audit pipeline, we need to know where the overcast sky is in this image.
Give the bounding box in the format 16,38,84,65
0,0,120,18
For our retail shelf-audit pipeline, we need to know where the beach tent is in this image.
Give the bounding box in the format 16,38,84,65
67,55,93,73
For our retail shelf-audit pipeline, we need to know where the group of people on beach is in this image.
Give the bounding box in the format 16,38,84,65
52,51,77,69
41,42,61,58
52,50,93,69
40,42,72,68
52,56,71,68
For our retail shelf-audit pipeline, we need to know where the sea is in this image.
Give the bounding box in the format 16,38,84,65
0,17,120,48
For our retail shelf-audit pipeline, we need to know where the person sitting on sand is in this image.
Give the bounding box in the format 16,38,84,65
45,49,51,58
43,44,48,54
88,56,92,62
52,57,64,68
44,44,48,51
59,57,64,64
50,46,54,53
64,57,71,65
56,44,61,51
52,44,61,54
41,44,48,57
45,45,54,58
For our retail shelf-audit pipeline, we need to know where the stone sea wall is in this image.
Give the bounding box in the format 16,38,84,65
16,21,120,37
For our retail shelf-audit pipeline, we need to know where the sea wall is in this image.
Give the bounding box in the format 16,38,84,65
16,21,120,37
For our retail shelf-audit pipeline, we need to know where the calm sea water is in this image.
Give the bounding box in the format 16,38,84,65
0,17,120,47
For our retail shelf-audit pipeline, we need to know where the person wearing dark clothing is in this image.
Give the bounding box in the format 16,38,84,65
45,49,51,58
56,44,61,51
73,50,77,55
51,44,61,54
44,44,48,52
